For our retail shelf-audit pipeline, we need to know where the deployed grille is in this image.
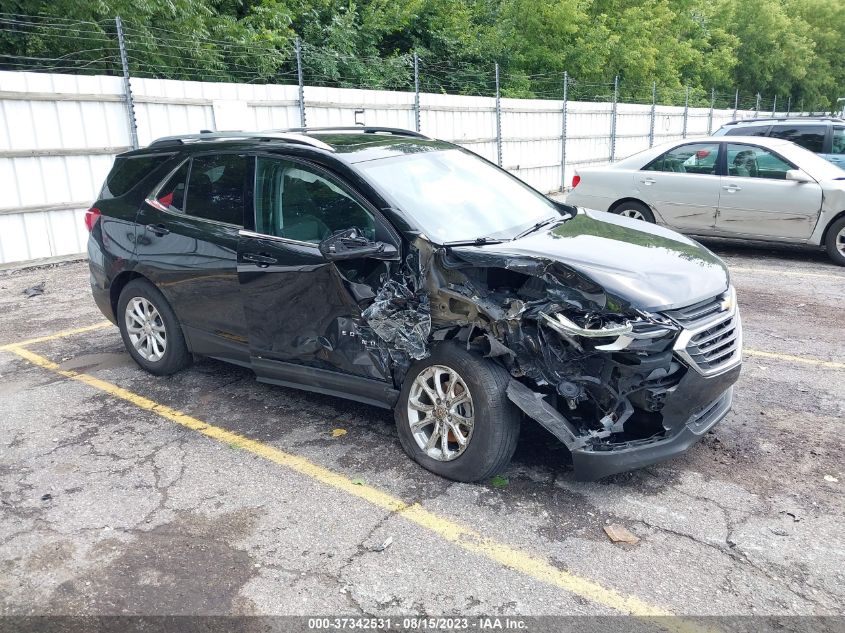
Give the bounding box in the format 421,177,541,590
666,290,742,375
686,313,740,371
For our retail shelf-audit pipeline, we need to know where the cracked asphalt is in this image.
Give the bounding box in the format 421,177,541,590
0,238,843,625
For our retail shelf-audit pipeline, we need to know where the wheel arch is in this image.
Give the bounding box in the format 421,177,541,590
821,210,845,244
109,270,148,319
609,197,651,213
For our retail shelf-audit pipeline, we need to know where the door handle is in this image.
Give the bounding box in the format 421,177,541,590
146,223,170,236
243,252,278,267
641,178,656,185
722,185,742,192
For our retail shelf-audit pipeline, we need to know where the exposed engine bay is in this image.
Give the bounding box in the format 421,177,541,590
356,236,697,457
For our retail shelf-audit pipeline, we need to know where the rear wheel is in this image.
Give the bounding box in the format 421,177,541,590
395,344,520,482
610,200,655,223
824,216,845,266
117,279,192,375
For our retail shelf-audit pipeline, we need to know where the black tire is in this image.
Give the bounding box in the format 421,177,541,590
117,279,192,376
610,200,655,223
824,216,845,266
395,344,520,482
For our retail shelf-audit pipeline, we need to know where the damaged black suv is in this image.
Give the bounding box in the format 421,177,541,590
87,127,742,482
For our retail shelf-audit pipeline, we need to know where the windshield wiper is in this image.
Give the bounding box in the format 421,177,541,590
444,236,506,246
512,215,563,240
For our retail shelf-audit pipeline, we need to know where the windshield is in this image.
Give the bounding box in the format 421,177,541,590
357,149,561,243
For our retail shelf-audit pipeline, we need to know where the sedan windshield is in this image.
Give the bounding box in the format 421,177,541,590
357,149,562,243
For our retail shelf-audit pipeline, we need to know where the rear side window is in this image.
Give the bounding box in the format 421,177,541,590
643,142,719,174
154,162,189,213
724,125,770,137
769,125,826,153
184,155,247,226
103,154,169,197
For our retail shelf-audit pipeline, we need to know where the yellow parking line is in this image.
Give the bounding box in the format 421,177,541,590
5,344,716,629
744,348,845,370
0,321,112,352
731,267,843,280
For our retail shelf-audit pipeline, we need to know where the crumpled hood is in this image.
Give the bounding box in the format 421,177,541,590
452,209,729,311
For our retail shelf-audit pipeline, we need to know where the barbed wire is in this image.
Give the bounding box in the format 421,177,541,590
0,12,832,113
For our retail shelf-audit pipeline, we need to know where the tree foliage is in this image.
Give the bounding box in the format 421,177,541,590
2,0,843,109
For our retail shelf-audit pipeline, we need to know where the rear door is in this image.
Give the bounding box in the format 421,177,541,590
238,154,400,384
636,141,722,232
134,153,251,364
715,143,822,240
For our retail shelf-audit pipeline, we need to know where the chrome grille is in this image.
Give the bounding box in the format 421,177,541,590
668,288,742,376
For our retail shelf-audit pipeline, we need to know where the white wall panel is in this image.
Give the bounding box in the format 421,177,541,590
0,69,798,264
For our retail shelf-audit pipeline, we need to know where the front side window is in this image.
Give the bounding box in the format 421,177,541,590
356,149,560,243
644,143,719,174
255,157,375,244
831,127,845,155
726,144,793,179
184,155,247,226
769,125,826,154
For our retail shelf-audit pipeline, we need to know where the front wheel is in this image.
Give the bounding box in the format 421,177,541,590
395,344,520,482
610,200,655,223
824,216,845,266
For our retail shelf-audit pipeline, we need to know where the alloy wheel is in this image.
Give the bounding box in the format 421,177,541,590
837,226,845,256
124,297,167,362
619,208,646,221
407,365,474,462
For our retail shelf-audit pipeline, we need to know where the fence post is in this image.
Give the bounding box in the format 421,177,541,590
707,87,715,134
115,16,138,149
610,75,618,161
772,95,777,116
295,36,306,128
733,89,739,120
755,93,760,117
786,95,791,115
682,86,689,138
649,81,656,148
560,71,568,191
413,52,421,133
495,62,502,168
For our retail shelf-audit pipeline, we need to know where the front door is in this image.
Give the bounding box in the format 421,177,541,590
238,155,398,382
716,143,822,240
134,153,251,364
636,141,722,232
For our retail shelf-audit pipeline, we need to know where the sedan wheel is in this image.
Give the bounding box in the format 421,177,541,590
824,216,845,266
125,297,167,362
610,200,655,223
618,208,646,221
407,364,475,462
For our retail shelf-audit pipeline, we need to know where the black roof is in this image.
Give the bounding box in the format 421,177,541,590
128,127,454,163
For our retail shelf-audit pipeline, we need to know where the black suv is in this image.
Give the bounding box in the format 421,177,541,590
87,128,742,482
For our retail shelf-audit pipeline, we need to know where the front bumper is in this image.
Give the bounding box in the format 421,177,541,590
570,362,741,481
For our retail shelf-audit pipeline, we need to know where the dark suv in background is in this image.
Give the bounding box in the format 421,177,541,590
714,117,845,167
86,128,742,482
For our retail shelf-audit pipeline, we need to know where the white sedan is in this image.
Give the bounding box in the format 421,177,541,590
566,135,845,265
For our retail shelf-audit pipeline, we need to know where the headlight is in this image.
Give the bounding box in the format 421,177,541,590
539,310,677,351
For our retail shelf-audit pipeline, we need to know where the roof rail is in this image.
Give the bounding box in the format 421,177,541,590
724,116,844,126
280,126,430,139
147,131,335,151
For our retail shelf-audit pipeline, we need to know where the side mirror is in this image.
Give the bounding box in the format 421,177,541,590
319,228,399,261
786,169,814,183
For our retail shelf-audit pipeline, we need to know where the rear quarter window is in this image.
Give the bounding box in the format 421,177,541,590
101,154,171,198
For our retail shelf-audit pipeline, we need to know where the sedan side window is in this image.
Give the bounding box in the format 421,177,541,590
769,125,826,154
832,127,845,155
255,157,375,244
643,143,719,175
726,144,793,180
